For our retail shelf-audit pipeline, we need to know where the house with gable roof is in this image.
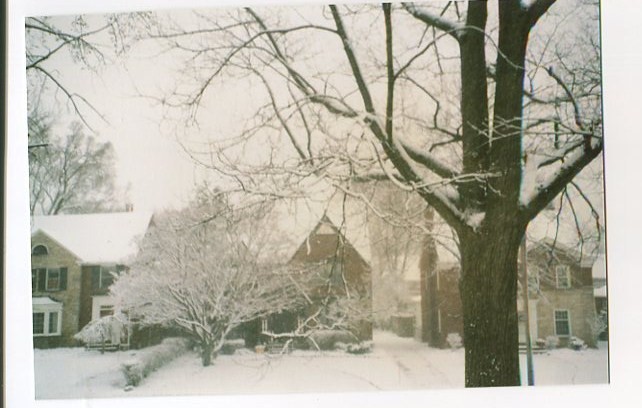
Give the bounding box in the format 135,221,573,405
243,210,373,347
30,211,153,348
418,237,603,349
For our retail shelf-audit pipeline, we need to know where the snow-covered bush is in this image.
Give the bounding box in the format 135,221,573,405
545,336,559,350
570,336,586,351
346,341,372,355
121,337,189,386
74,313,127,350
588,311,608,345
308,330,358,350
446,333,463,350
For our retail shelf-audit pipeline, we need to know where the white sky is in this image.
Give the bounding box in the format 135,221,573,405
7,1,642,408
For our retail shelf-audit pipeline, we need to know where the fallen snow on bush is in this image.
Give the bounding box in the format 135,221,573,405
121,337,190,386
34,331,608,399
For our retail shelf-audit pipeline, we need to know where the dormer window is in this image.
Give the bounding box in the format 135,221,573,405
32,245,48,256
555,265,571,289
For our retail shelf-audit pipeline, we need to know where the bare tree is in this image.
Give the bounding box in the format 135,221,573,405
26,14,150,132
28,119,121,215
110,195,302,366
125,0,602,386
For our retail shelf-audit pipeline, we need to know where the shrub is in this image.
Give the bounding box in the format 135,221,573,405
346,341,372,354
569,336,586,351
545,336,559,350
220,339,246,355
307,330,358,350
446,333,463,350
121,337,189,387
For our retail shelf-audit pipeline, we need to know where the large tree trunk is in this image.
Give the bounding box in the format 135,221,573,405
201,341,214,367
459,221,526,387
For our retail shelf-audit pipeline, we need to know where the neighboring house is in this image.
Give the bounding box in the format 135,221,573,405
419,239,601,348
246,215,373,346
31,211,153,348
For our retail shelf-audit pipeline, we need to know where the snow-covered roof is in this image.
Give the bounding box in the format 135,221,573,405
32,296,62,305
31,212,153,264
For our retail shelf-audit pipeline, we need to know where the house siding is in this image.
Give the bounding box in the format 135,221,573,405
419,241,600,349
31,231,83,347
535,287,597,347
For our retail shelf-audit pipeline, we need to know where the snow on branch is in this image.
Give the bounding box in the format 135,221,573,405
519,138,602,221
401,3,464,40
399,140,460,179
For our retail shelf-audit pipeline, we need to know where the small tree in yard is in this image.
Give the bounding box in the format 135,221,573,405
111,195,301,366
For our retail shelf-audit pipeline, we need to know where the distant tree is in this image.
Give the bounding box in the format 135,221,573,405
110,195,301,366
28,118,120,215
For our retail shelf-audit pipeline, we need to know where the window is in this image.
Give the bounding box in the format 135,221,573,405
31,269,38,292
555,265,571,289
554,310,571,336
32,268,67,292
46,269,60,291
32,299,63,337
48,312,59,334
99,305,114,318
33,313,45,334
92,266,119,291
32,245,48,256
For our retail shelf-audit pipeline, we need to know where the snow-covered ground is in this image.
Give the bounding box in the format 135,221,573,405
34,331,608,399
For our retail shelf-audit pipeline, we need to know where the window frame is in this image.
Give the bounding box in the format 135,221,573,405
32,312,45,335
32,302,63,337
32,244,49,256
46,268,61,291
554,309,571,337
555,264,571,289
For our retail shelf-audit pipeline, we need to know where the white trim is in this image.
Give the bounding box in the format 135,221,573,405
32,299,63,337
555,265,571,289
91,295,116,321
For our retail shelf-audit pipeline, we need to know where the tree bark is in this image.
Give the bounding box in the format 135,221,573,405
201,341,214,367
459,220,526,387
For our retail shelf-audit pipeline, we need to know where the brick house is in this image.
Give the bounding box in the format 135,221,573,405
419,239,602,348
246,215,372,346
31,212,153,348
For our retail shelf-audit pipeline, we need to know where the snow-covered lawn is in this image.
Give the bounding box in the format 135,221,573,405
34,331,608,399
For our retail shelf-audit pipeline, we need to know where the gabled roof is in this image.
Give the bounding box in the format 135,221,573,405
261,199,371,265
31,212,154,264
